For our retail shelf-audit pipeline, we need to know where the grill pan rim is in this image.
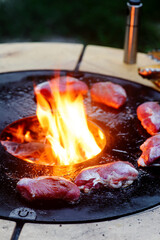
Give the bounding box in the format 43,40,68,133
0,69,160,224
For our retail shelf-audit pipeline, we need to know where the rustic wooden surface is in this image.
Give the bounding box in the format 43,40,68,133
0,42,83,72
19,206,160,240
0,42,159,240
0,219,16,240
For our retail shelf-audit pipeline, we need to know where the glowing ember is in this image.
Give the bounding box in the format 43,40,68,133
36,77,105,165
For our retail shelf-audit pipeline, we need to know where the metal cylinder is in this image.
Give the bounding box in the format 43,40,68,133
123,0,143,64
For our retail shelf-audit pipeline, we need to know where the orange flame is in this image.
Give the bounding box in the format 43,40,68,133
36,77,105,165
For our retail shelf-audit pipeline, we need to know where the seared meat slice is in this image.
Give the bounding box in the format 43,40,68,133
1,141,55,165
17,176,80,202
137,101,160,135
90,82,127,109
74,161,138,193
35,76,89,99
138,135,160,167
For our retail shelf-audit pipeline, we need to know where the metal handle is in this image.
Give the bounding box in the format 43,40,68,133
123,1,143,64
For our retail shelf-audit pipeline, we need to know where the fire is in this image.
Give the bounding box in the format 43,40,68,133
24,131,32,142
0,76,106,167
4,124,30,143
35,77,105,165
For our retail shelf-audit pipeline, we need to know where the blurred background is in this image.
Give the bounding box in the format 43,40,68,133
0,0,159,52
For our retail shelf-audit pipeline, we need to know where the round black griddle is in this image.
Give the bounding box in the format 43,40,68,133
0,70,160,223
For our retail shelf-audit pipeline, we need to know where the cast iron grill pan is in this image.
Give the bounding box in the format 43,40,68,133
0,70,160,223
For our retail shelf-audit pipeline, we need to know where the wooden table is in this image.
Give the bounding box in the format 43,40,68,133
0,42,159,240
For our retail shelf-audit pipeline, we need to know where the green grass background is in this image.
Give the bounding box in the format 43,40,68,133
0,0,159,52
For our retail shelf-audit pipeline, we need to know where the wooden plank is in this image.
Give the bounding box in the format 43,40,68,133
79,45,158,90
0,43,84,73
19,206,160,240
0,219,16,240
